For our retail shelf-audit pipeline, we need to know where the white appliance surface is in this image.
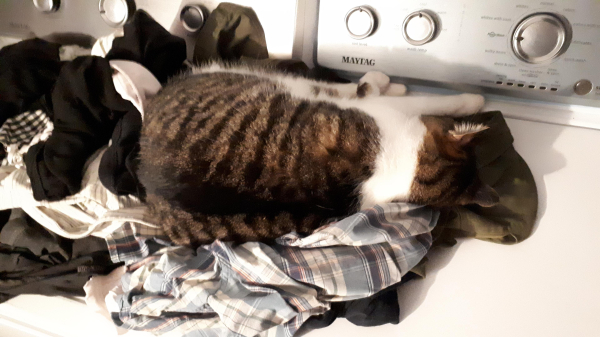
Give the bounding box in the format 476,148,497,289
301,0,600,336
1,1,599,336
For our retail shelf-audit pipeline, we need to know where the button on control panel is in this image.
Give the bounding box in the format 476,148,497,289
180,5,205,33
403,11,437,45
33,0,60,13
345,6,376,39
574,80,593,96
317,0,600,108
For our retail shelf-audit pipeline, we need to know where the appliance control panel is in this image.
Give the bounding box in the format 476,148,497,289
0,0,179,39
317,0,600,107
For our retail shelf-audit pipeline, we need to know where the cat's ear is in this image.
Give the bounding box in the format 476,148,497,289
448,122,489,146
470,183,499,207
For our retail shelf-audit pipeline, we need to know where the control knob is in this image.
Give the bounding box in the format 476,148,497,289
402,10,438,45
33,0,60,13
512,13,572,64
99,0,136,27
345,6,376,39
180,5,206,33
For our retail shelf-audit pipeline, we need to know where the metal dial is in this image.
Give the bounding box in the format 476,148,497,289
33,0,60,13
345,6,375,39
99,0,136,27
180,5,205,33
512,13,572,64
402,11,437,45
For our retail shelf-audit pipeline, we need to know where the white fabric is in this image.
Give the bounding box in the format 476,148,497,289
91,29,124,57
59,45,92,61
110,60,162,116
0,147,158,239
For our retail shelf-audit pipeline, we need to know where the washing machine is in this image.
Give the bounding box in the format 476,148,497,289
0,0,599,336
310,1,600,336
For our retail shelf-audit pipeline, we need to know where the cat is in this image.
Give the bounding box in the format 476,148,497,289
138,63,499,246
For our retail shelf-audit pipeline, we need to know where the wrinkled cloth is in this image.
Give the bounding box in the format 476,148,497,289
295,286,400,336
0,38,62,126
434,111,538,246
106,10,187,84
1,148,156,239
24,56,137,201
99,61,161,198
91,29,124,58
193,3,269,64
106,203,436,337
105,222,171,265
110,60,161,116
0,209,121,303
0,110,51,151
0,110,53,167
397,111,538,283
84,265,130,335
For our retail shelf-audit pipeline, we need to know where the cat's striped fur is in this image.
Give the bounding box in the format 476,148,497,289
138,64,498,246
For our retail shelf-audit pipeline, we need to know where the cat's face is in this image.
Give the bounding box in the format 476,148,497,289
407,115,499,208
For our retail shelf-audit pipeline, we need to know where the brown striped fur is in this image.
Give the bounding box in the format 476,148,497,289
411,116,498,207
138,68,496,247
139,71,380,246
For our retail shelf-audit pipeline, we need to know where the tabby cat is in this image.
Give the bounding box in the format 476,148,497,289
138,63,498,246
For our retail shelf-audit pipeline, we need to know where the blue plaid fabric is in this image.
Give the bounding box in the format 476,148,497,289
107,203,438,337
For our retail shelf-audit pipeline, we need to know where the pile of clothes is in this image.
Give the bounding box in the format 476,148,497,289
0,4,538,337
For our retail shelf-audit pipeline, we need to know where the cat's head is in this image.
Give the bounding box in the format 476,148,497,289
406,115,499,208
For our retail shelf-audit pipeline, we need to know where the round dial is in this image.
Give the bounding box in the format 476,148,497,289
33,0,60,13
99,0,136,27
512,13,572,64
345,6,376,39
402,11,437,45
180,5,205,33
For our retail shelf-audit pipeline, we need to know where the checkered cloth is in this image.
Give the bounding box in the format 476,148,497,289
0,110,51,150
0,110,53,167
106,204,438,337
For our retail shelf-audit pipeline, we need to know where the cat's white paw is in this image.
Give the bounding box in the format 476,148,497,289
383,83,407,96
457,94,485,115
358,71,390,97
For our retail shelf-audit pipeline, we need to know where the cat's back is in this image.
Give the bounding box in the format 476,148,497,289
138,68,380,242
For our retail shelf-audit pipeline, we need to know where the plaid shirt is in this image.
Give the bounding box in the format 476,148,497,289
0,110,53,167
106,203,438,337
0,110,51,150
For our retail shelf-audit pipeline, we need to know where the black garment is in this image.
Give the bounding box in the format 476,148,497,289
0,38,62,126
25,56,137,201
106,10,187,84
0,210,120,303
99,108,145,198
295,287,400,336
99,10,189,198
